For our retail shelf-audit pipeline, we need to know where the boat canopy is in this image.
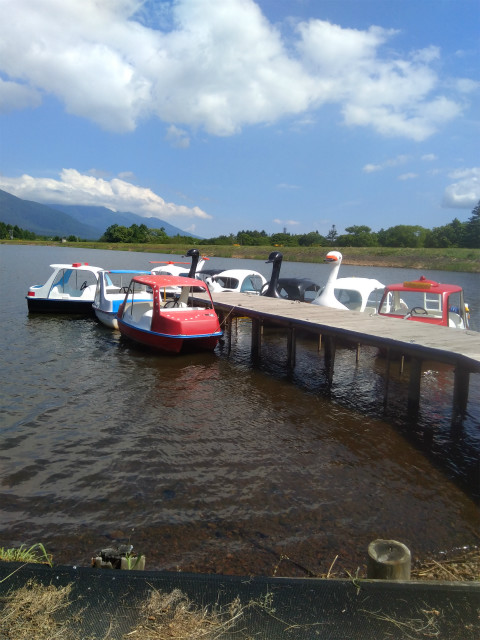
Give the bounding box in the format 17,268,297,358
129,274,210,291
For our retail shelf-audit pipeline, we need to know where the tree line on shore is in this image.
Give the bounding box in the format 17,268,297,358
2,201,479,249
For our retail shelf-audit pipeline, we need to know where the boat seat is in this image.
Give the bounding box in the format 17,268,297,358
448,312,463,328
138,309,153,329
162,301,188,308
80,284,97,297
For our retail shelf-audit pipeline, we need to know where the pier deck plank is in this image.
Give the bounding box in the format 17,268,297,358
201,292,480,371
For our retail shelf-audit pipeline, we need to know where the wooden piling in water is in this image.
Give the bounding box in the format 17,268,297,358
407,358,422,419
367,539,411,580
195,291,480,422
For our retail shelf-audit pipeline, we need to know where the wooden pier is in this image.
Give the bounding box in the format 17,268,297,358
199,291,480,422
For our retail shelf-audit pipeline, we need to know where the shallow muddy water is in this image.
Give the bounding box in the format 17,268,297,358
0,244,478,576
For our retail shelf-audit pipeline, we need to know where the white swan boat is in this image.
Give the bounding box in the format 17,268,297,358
26,262,104,314
312,251,384,312
93,270,151,329
203,269,267,294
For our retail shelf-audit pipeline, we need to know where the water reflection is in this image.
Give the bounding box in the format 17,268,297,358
0,244,478,576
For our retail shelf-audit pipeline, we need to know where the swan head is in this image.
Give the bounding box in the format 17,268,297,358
185,248,199,259
266,251,283,264
324,251,343,264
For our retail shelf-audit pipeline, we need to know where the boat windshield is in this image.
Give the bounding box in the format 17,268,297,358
334,288,363,311
240,275,264,293
51,268,97,293
212,276,240,290
379,290,444,318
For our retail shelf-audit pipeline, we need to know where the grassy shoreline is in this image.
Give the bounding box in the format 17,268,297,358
2,240,480,272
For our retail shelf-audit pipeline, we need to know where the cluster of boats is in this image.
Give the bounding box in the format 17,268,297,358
26,249,471,354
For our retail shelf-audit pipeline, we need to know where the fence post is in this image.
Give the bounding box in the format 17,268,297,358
367,539,411,580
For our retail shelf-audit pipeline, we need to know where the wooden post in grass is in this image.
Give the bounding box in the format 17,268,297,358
367,539,411,580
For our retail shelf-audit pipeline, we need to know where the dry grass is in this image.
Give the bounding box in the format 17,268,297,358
0,579,76,640
411,548,480,582
0,550,478,640
0,582,247,640
124,588,245,639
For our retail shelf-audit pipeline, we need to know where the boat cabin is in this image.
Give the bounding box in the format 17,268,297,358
205,269,267,294
117,274,222,353
276,278,322,302
377,276,470,329
26,262,104,313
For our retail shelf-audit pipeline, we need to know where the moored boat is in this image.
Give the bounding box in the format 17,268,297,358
203,268,267,294
26,262,104,314
117,274,223,353
150,248,209,277
312,251,384,312
92,270,151,329
377,276,470,328
262,251,322,302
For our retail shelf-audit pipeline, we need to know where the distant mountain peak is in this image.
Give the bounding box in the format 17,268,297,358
0,189,200,239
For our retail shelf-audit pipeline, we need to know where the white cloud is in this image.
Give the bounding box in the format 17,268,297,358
0,0,468,140
273,218,300,226
165,125,190,148
398,173,418,181
277,183,300,189
443,167,480,209
363,155,409,173
0,77,42,112
0,169,212,220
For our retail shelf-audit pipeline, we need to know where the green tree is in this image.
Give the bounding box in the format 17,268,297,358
200,234,235,245
337,225,378,247
128,223,150,243
424,218,465,248
0,222,9,239
270,232,299,247
326,225,338,246
461,201,480,248
236,230,269,246
148,227,169,243
377,225,427,248
100,224,131,242
298,231,326,246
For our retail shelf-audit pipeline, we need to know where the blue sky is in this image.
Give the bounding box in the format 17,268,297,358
0,0,478,238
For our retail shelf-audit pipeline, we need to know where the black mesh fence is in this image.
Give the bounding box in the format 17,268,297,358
0,562,479,639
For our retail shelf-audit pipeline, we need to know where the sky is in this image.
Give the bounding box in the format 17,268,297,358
0,0,479,239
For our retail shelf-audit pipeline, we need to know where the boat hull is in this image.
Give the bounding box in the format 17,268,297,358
118,319,220,353
26,297,95,315
93,307,119,329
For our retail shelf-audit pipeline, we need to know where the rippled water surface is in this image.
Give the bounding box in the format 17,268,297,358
1,245,479,576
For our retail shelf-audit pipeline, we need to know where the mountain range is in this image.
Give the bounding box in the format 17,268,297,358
0,189,198,239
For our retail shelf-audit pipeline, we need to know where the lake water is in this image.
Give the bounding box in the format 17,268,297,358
0,244,479,576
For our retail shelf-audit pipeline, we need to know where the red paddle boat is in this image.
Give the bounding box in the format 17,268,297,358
377,276,470,329
117,274,222,353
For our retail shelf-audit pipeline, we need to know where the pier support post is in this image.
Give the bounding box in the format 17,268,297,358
226,315,232,354
407,358,422,419
367,539,411,580
287,327,296,370
452,367,470,424
383,349,392,413
251,318,262,360
324,336,336,385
